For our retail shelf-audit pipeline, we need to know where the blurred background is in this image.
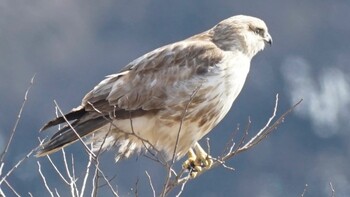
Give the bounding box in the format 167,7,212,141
1,0,350,196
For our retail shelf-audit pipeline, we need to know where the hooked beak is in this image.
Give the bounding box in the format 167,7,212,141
264,33,273,45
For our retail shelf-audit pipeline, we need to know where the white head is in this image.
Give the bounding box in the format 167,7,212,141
210,15,272,58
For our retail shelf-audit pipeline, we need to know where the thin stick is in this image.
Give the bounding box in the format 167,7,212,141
70,154,79,197
91,167,99,197
241,94,279,149
0,148,36,185
0,74,35,162
161,86,201,197
164,96,303,194
145,171,156,197
329,182,335,197
45,154,69,184
55,188,61,197
4,179,20,197
37,161,54,197
300,184,308,197
171,86,201,164
80,146,93,197
54,100,96,158
175,175,190,197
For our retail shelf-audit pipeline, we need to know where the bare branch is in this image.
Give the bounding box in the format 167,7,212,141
300,184,308,197
145,171,156,197
171,85,201,164
205,138,211,156
0,74,35,163
221,124,240,156
80,145,94,197
55,188,61,197
329,182,335,197
0,162,3,178
61,148,77,197
53,100,96,158
239,94,279,150
0,147,36,185
45,154,69,184
91,167,99,197
37,161,55,197
163,95,303,195
161,86,201,197
3,180,20,197
70,154,79,197
94,166,119,197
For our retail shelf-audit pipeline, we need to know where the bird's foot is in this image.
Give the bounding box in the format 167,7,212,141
182,142,213,178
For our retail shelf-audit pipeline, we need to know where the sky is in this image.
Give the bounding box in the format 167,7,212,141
1,0,350,196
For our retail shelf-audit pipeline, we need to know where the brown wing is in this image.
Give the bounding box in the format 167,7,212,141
82,39,224,112
37,38,224,157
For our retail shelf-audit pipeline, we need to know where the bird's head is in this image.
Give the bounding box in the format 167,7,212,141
210,15,272,58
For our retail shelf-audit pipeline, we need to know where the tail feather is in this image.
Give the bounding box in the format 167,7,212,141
36,115,109,157
40,108,86,131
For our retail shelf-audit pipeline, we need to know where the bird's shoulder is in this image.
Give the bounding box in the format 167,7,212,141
121,38,224,74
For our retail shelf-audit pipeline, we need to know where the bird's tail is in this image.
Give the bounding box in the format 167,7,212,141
36,109,109,157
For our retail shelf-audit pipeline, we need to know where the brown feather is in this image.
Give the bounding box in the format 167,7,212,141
37,15,271,160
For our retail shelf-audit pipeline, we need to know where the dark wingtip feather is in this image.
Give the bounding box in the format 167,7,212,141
36,116,108,157
39,108,87,132
40,117,64,132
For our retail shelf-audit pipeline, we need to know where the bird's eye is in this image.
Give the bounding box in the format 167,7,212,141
254,28,264,35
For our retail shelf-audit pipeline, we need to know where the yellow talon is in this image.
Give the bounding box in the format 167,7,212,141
182,142,213,178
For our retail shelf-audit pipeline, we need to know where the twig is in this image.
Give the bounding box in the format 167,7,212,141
163,95,303,194
3,179,20,197
221,124,240,156
171,85,201,164
50,101,119,196
205,138,211,156
80,145,93,197
0,74,35,163
54,100,96,158
61,148,77,197
213,158,235,171
94,166,119,197
145,171,156,197
329,182,335,197
87,101,165,165
0,162,3,177
91,167,99,197
301,184,308,197
240,94,279,150
45,154,69,184
133,177,139,197
175,173,190,197
127,110,165,165
55,188,61,197
70,154,79,197
161,86,201,197
0,188,4,197
0,147,36,185
37,161,54,197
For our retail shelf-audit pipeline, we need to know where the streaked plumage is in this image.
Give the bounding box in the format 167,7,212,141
37,15,272,161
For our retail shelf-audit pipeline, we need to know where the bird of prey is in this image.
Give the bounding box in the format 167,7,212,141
37,15,272,176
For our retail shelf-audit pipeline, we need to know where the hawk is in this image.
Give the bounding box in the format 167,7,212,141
37,15,272,175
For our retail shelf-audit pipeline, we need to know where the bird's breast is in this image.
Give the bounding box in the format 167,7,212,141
202,52,251,126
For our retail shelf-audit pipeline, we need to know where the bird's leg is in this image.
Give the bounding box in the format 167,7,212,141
182,142,213,178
